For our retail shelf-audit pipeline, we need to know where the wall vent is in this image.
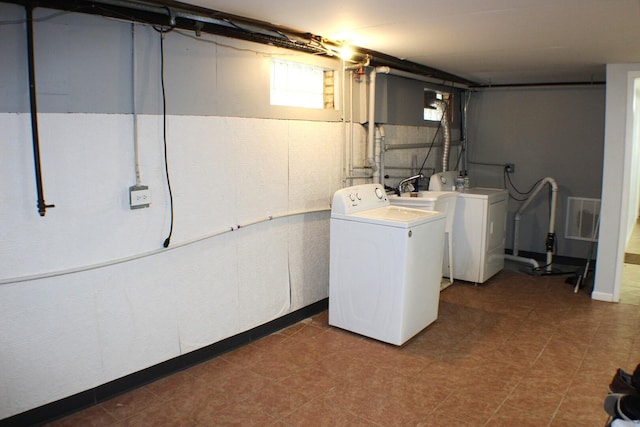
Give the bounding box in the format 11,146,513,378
565,197,600,241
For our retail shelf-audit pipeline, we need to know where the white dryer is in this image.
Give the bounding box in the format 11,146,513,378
329,183,446,346
451,188,508,283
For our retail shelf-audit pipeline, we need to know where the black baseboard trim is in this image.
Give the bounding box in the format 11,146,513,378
1,298,329,427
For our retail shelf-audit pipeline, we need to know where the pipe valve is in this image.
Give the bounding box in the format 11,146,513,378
545,232,556,252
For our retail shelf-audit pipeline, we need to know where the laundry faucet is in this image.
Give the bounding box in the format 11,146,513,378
396,173,424,196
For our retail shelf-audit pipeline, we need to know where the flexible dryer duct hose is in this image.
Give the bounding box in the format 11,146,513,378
435,99,451,172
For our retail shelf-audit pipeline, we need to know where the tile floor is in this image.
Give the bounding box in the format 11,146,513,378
621,263,640,306
622,219,640,305
46,268,640,427
624,219,640,264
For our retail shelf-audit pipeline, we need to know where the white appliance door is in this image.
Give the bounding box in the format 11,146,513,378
329,217,445,345
329,220,404,341
451,196,485,283
483,197,508,282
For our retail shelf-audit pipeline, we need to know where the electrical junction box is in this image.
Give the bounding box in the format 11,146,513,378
129,185,150,209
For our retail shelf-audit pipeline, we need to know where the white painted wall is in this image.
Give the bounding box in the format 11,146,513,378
593,64,640,302
0,112,344,418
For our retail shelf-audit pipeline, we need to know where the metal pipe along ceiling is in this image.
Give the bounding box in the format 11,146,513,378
5,0,475,87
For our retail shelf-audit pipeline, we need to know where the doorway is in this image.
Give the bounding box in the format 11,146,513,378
617,75,640,304
594,67,640,302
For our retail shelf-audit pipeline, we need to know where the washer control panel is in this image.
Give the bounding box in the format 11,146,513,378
331,183,389,215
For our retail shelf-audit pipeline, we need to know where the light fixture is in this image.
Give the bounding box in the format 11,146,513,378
338,45,354,61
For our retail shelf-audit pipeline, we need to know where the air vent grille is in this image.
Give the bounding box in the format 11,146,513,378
565,197,600,241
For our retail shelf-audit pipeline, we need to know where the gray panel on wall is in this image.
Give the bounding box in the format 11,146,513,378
216,38,269,117
0,4,29,113
385,75,424,125
375,74,389,123
1,3,459,125
162,31,219,116
353,72,462,128
0,5,343,122
133,25,162,115
33,8,133,114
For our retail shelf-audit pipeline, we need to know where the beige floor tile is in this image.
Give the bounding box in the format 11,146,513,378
49,268,640,426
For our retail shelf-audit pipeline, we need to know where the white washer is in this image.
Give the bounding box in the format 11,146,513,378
388,191,458,290
329,183,446,346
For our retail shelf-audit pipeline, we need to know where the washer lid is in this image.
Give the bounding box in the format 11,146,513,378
458,187,508,201
332,205,445,228
390,190,459,203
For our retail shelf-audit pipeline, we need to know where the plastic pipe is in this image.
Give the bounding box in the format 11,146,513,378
375,126,384,184
373,66,469,89
515,177,557,216
513,215,521,255
507,177,558,272
0,206,331,286
366,68,377,179
505,254,540,269
341,63,348,186
131,23,142,186
546,179,559,270
462,91,470,172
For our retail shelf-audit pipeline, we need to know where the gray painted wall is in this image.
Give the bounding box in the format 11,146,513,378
466,86,606,260
1,4,342,121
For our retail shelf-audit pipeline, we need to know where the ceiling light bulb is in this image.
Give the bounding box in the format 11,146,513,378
339,46,353,60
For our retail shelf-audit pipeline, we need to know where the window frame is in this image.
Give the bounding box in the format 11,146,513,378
270,58,333,110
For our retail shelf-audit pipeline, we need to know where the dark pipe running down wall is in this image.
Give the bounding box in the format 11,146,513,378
26,5,54,216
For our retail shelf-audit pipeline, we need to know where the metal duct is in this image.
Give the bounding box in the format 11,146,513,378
434,99,451,172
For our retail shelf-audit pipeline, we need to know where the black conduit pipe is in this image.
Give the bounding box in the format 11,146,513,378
26,6,54,217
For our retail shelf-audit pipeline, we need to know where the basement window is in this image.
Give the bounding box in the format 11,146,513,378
424,90,449,122
270,59,333,109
